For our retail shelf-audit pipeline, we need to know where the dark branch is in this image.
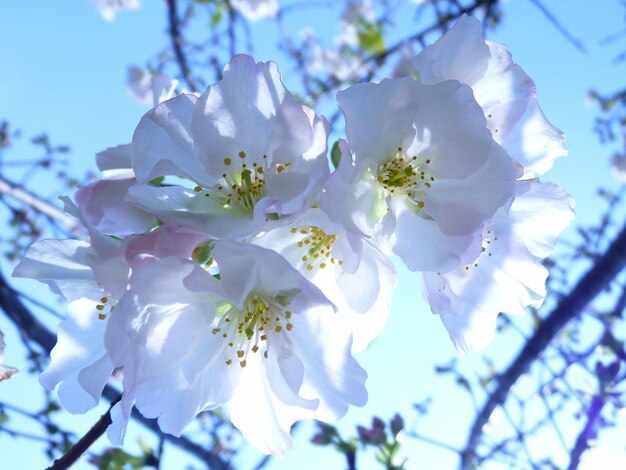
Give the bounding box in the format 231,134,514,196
460,220,626,469
47,397,121,470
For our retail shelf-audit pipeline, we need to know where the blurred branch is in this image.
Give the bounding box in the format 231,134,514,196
0,176,78,233
460,220,626,469
566,395,604,470
165,0,199,93
0,271,232,469
527,0,586,53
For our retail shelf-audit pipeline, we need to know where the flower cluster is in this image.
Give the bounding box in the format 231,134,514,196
13,16,573,454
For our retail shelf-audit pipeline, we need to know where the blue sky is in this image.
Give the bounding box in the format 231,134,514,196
2,1,626,468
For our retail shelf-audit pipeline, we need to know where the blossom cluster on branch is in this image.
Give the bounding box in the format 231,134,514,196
13,16,573,455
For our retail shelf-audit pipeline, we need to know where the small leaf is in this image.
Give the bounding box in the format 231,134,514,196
330,141,341,169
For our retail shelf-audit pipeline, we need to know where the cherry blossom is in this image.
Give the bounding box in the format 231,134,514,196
412,15,566,177
105,241,367,454
253,208,397,353
421,181,574,352
231,0,279,21
322,78,517,273
91,0,140,22
126,67,180,106
128,55,330,240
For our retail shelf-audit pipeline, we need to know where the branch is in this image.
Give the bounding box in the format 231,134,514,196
527,0,586,53
0,176,79,233
566,395,604,470
165,0,199,93
460,220,626,469
47,397,121,470
0,272,231,469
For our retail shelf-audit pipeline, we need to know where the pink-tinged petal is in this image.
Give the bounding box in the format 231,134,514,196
132,93,207,184
123,226,206,269
74,179,155,237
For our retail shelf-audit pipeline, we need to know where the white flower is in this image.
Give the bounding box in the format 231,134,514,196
127,67,180,106
231,0,279,21
91,0,140,22
413,14,566,177
322,78,517,273
128,55,330,240
253,208,397,353
308,46,365,82
0,331,19,382
105,241,367,454
13,194,203,413
421,181,574,352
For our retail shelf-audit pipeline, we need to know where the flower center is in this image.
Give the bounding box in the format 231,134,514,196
376,146,435,210
193,151,290,215
290,225,343,272
212,291,295,367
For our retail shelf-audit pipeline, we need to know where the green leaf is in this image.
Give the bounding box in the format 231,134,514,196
211,9,223,26
330,140,342,169
357,23,385,54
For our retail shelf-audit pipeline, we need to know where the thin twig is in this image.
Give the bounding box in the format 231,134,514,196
527,0,586,53
165,0,199,92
